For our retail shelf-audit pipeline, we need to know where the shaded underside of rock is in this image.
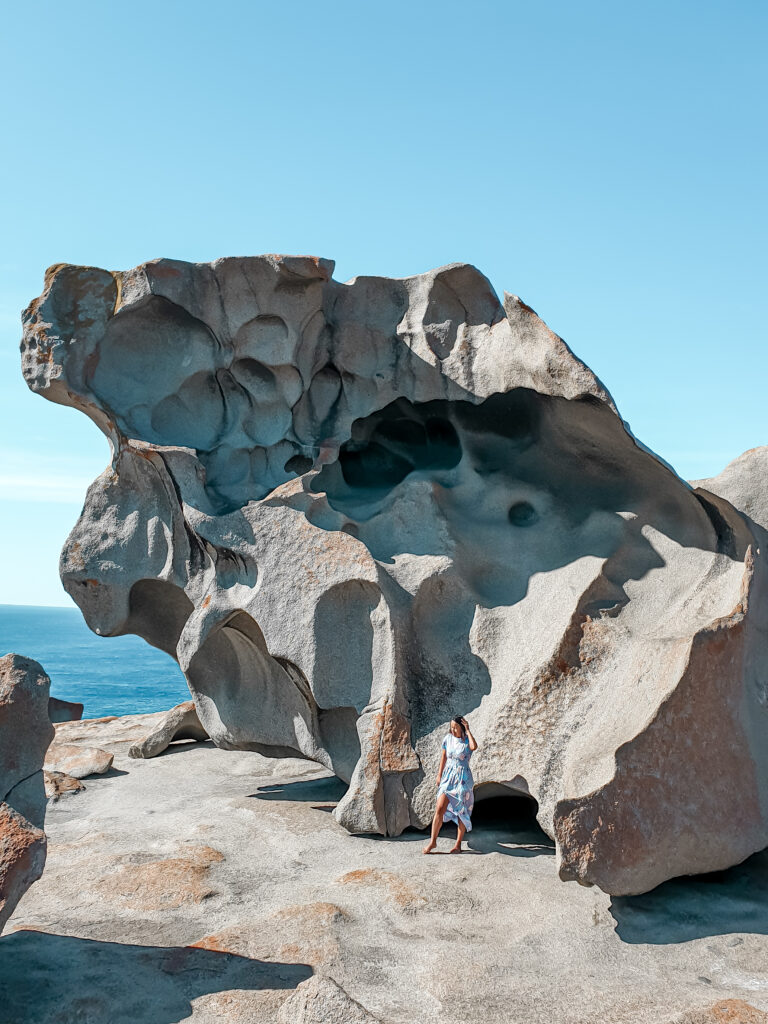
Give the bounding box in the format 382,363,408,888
20,255,768,895
0,654,54,932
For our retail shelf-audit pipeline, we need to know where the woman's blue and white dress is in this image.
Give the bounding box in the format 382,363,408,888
438,733,474,831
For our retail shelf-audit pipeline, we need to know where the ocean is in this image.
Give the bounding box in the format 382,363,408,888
0,604,190,719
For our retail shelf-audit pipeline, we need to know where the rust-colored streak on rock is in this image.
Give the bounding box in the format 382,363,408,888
379,702,420,773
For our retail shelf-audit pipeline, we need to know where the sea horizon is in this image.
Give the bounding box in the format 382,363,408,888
0,603,189,719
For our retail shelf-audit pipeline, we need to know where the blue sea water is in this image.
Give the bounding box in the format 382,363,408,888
0,604,190,719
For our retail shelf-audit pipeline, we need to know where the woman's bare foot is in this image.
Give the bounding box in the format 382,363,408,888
448,843,463,853
422,841,437,855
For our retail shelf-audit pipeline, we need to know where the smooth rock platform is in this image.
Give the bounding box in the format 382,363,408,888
2,714,768,1024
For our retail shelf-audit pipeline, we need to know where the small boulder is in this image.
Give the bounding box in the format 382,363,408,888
43,771,86,801
45,743,113,779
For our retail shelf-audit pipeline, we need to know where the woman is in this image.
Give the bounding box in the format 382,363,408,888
423,715,478,854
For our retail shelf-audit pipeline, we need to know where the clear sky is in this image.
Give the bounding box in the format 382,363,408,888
0,0,765,606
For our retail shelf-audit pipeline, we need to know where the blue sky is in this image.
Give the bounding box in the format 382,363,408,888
1,0,765,606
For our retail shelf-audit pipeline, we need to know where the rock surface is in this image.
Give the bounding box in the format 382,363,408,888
0,654,54,933
21,256,768,895
278,974,383,1023
128,700,209,758
2,714,768,1024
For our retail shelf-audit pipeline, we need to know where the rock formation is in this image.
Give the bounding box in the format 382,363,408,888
21,255,768,895
0,654,54,932
128,700,209,759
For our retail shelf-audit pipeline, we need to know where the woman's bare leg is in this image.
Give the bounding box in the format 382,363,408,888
423,794,449,854
449,821,467,853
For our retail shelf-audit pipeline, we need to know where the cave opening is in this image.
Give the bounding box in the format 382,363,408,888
467,784,554,855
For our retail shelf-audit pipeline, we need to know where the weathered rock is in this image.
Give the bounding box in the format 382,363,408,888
48,697,84,723
277,975,382,1024
128,700,208,758
44,743,113,779
43,771,86,800
20,255,768,895
0,654,54,932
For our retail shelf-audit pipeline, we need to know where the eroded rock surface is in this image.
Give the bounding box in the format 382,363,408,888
21,255,768,895
0,654,54,932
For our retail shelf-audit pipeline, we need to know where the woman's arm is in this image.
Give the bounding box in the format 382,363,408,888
435,748,446,785
463,719,478,751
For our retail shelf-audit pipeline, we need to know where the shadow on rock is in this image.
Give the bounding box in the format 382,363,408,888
150,739,215,759
611,849,768,943
249,776,348,803
0,929,312,1024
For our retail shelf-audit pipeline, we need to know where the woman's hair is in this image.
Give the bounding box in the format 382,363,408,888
452,716,467,738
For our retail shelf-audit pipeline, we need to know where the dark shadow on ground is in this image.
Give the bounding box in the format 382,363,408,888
151,739,216,758
249,776,347,803
611,849,768,943
0,929,312,1024
466,794,555,857
351,792,555,856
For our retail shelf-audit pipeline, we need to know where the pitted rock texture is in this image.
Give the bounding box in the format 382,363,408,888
0,654,54,932
21,255,768,895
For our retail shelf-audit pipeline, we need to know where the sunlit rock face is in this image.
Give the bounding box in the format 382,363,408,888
21,255,768,895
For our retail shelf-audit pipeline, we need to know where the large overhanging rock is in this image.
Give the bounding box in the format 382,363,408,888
21,256,768,896
0,654,55,932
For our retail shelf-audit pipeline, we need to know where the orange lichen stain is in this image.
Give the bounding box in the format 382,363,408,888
269,902,347,926
202,595,212,609
336,868,427,911
708,1000,768,1023
188,933,232,953
94,846,224,911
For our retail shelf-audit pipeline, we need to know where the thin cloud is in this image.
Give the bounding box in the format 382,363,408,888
0,451,102,504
